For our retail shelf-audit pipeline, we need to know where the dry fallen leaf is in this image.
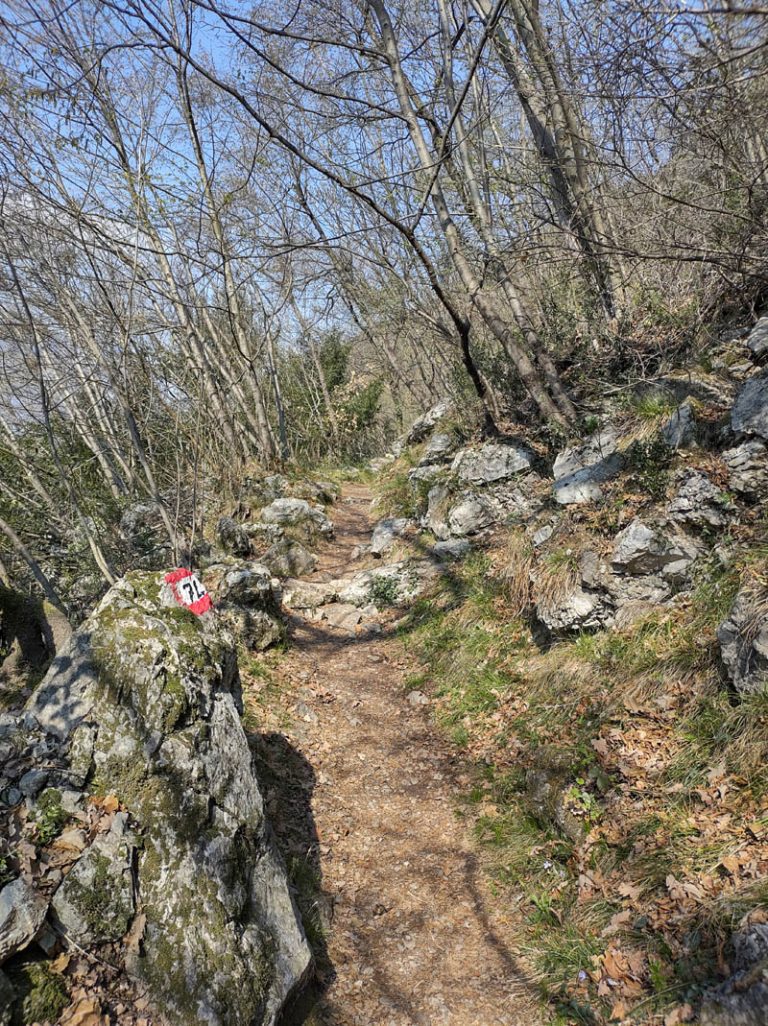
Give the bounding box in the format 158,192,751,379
58,996,110,1026
602,909,632,937
50,951,71,973
610,998,629,1020
617,881,643,901
125,911,147,954
52,828,88,853
90,794,120,814
664,1003,694,1025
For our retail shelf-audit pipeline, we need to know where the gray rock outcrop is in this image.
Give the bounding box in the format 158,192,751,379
405,399,454,445
334,561,437,608
731,370,768,439
717,590,768,695
666,470,730,529
661,401,697,449
724,440,768,498
0,877,49,963
24,571,311,1026
370,517,410,557
534,585,611,636
259,498,333,545
51,813,136,945
747,316,768,362
261,538,317,578
451,442,534,485
216,516,252,558
431,539,470,561
205,562,285,651
421,432,458,464
611,519,699,582
553,429,623,505
447,495,495,536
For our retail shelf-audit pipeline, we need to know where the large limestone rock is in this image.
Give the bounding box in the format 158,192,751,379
666,470,730,529
731,369,768,439
553,429,623,505
420,432,458,464
333,561,438,608
431,539,470,561
717,590,768,695
0,877,49,963
370,517,410,557
408,462,446,485
261,538,317,578
281,579,337,611
534,586,611,636
451,442,534,485
25,572,311,1026
747,315,768,362
405,399,453,445
423,475,539,539
216,516,252,558
244,474,290,507
447,495,495,536
259,498,333,545
51,813,135,946
204,563,285,651
724,440,768,498
661,401,697,449
611,519,699,582
422,484,453,540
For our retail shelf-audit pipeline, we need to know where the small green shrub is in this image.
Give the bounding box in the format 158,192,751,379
0,850,16,886
368,575,401,609
629,392,676,421
626,434,674,499
34,788,68,846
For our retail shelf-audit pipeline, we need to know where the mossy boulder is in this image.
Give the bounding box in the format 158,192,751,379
258,499,333,546
260,538,317,579
26,571,311,1026
204,562,286,651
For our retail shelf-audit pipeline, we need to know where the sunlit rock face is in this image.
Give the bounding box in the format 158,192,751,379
24,571,311,1026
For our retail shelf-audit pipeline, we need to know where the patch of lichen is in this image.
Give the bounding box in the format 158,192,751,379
61,849,133,941
135,840,274,1024
90,729,208,848
10,961,68,1026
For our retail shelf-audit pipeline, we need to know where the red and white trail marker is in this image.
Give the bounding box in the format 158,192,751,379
164,568,213,616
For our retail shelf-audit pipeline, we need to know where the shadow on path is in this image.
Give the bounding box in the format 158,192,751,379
247,729,337,1025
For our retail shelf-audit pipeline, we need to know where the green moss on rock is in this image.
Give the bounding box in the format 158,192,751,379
10,962,68,1026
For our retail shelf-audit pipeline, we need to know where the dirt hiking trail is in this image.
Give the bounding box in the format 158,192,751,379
249,485,545,1026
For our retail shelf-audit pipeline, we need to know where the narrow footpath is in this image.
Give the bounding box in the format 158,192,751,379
248,486,544,1026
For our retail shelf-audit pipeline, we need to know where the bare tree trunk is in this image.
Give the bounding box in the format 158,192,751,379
0,514,68,615
369,0,572,428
